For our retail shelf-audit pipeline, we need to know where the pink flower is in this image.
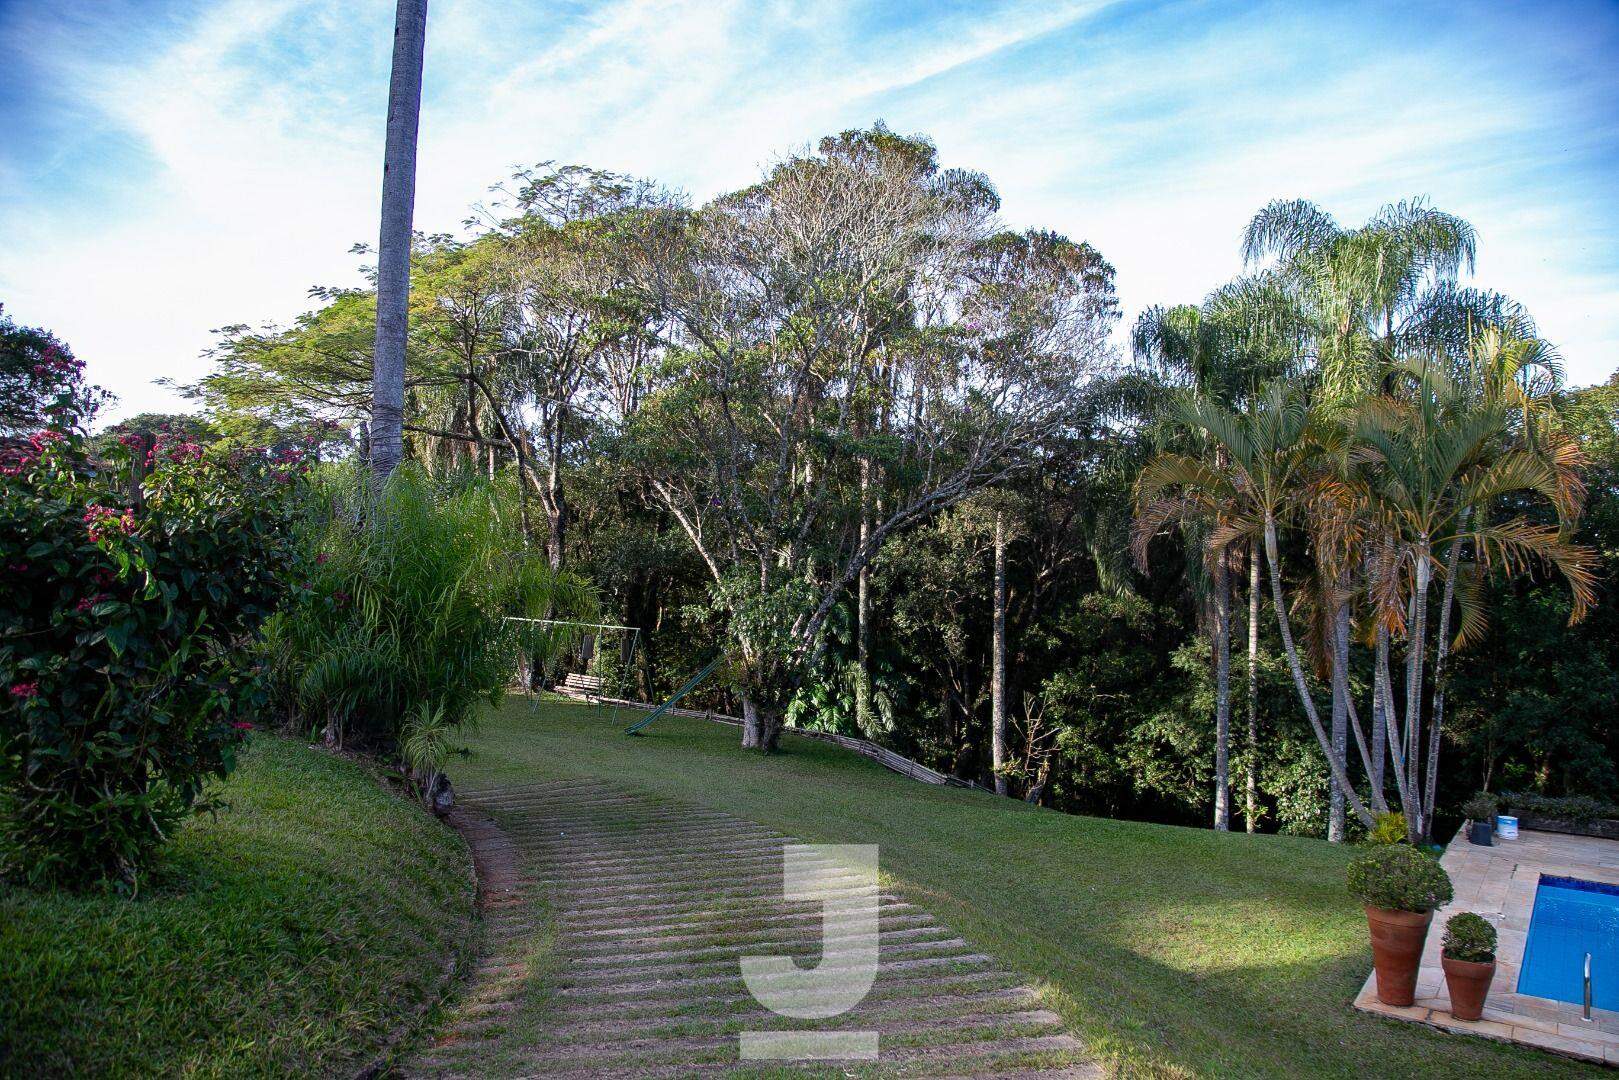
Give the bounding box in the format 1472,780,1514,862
231,721,254,731
9,682,39,700
315,553,331,565
83,505,136,543
119,433,145,448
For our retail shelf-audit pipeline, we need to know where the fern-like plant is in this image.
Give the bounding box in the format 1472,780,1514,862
265,464,595,755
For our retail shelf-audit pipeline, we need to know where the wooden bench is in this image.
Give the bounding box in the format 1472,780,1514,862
557,672,604,699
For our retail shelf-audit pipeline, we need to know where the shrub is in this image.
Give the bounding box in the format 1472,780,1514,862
1442,912,1497,963
1367,811,1409,845
1499,791,1617,825
1461,792,1498,823
264,464,593,760
1,430,302,885
1346,844,1454,912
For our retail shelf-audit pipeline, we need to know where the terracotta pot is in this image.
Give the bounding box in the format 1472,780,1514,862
1442,955,1496,1021
1365,906,1433,1006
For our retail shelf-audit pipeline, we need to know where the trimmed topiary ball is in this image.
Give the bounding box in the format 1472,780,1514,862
1442,912,1497,963
1347,844,1454,912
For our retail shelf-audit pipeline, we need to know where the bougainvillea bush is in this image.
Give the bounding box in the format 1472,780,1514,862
1,424,304,886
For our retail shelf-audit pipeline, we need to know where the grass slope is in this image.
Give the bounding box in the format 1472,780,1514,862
1,735,476,1077
456,699,1596,1079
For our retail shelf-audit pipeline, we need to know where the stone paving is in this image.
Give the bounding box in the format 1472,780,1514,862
1354,827,1619,1066
408,777,1096,1078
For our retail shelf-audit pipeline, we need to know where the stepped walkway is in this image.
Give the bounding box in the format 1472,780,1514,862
409,777,1095,1078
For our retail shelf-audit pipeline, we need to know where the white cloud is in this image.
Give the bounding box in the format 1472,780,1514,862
1,0,1614,425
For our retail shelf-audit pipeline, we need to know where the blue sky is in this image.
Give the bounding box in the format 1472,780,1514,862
2,0,1616,421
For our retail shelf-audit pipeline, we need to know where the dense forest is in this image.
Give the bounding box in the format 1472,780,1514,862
144,124,1615,841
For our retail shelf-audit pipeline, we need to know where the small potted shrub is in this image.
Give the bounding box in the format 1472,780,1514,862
1463,792,1497,846
1441,912,1497,1020
1347,845,1455,1006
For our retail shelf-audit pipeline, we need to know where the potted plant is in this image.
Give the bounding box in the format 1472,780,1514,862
1347,845,1454,1006
1463,792,1497,846
1440,912,1497,1020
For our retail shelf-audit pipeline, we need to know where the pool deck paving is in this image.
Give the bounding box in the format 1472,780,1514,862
1354,827,1619,1067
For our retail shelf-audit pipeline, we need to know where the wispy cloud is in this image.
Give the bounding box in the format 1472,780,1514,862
1,0,1615,421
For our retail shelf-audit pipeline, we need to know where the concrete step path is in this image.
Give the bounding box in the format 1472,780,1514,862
408,779,1095,1079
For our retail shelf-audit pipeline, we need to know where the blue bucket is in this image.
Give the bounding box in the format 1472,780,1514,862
1496,815,1519,840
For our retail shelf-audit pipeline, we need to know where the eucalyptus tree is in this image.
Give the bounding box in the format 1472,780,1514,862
482,165,666,567
370,0,428,482
623,127,1116,750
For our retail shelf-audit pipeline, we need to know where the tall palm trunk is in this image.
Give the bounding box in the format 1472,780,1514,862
1264,515,1375,829
1327,596,1351,842
991,510,1008,797
1405,552,1431,839
855,457,872,735
369,0,428,482
1246,541,1261,833
1211,548,1232,831
1423,520,1467,840
1371,625,1388,798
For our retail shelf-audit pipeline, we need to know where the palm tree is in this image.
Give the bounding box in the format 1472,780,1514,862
371,0,429,482
1240,197,1476,404
1352,354,1592,841
1131,283,1299,832
1132,305,1237,829
1135,383,1379,832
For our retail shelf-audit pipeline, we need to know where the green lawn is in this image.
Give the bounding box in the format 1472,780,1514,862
456,698,1597,1079
1,735,477,1078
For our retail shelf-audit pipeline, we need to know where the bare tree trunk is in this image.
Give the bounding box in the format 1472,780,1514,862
741,697,762,750
1328,597,1351,842
1246,541,1261,833
1371,625,1388,799
369,0,428,483
856,458,872,734
991,510,1008,796
1423,523,1466,841
545,418,566,569
1377,637,1416,820
1212,548,1232,831
1405,553,1431,840
1264,516,1375,828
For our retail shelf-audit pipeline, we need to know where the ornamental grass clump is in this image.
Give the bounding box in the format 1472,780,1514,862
1367,811,1409,845
1346,844,1454,913
264,464,594,767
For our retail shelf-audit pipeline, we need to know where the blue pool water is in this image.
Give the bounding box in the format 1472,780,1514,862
1517,875,1619,1011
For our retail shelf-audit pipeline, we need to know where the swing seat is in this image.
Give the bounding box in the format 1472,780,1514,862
557,672,604,698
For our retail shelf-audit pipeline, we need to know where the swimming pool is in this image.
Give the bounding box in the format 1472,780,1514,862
1517,875,1619,1012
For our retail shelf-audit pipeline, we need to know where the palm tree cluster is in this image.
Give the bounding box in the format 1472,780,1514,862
1133,200,1596,842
